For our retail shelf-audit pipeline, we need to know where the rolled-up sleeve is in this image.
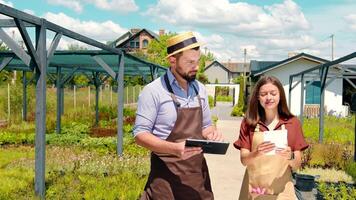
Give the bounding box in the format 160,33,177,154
288,117,309,151
133,86,159,137
200,84,212,129
234,118,251,151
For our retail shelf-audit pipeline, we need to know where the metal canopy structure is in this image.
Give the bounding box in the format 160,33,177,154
288,52,356,146
0,50,166,133
0,50,167,76
0,4,166,198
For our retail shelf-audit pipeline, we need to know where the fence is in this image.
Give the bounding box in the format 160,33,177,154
0,84,144,120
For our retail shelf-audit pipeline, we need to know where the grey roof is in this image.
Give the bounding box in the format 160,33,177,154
252,53,329,76
205,60,249,73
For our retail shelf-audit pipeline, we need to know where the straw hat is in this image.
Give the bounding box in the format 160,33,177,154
166,32,204,58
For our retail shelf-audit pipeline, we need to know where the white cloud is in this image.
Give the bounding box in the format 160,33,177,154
23,9,35,15
145,0,309,37
261,35,315,49
43,12,127,42
0,0,13,7
47,0,138,13
47,0,83,13
345,14,356,30
88,0,138,13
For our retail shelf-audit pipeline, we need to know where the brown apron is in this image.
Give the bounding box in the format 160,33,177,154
140,74,213,200
239,124,296,200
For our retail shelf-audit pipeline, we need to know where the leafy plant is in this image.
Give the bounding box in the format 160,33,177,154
345,161,356,182
318,182,356,200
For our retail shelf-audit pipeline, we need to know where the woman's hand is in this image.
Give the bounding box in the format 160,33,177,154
255,141,275,155
275,146,292,160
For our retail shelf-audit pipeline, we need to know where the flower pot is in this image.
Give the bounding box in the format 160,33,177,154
295,174,315,191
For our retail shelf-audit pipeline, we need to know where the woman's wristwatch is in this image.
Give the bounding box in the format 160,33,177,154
288,151,295,160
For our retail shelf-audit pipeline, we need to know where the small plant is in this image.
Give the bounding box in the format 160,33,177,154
318,182,356,200
345,161,356,182
208,95,214,108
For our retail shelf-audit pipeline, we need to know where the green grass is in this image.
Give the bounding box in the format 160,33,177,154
0,146,149,200
215,95,233,102
303,116,355,144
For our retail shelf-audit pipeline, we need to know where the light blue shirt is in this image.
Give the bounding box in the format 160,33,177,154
133,69,212,140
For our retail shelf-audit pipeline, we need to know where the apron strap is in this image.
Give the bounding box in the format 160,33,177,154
254,124,260,132
281,124,286,130
164,73,181,108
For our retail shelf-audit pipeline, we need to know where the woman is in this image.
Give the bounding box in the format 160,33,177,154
234,76,309,200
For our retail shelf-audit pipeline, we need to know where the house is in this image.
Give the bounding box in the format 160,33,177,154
204,60,250,83
110,28,164,53
251,53,351,117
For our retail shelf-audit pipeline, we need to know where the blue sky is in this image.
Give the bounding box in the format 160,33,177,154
1,0,356,63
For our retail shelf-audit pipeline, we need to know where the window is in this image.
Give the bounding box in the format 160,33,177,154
130,41,135,48
305,81,321,104
142,39,148,48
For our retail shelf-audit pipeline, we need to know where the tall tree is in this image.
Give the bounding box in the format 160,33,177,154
197,51,215,84
146,32,177,67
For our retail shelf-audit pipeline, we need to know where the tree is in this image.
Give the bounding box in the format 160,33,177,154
197,51,214,84
66,44,90,86
68,43,87,51
146,33,177,67
231,76,246,117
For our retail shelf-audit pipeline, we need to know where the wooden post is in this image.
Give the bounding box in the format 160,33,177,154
100,85,103,103
73,85,76,111
88,86,91,107
110,85,113,105
133,86,135,103
126,87,128,104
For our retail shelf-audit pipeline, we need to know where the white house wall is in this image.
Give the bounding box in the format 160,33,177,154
263,58,344,116
205,64,229,83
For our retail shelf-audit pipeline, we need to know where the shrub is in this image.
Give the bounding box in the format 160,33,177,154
231,76,245,117
318,182,356,200
231,105,244,117
216,95,232,102
208,95,214,108
304,142,353,170
345,161,356,182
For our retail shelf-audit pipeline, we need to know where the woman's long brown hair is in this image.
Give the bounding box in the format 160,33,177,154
245,76,294,127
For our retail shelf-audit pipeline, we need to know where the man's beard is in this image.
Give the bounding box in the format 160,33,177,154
182,73,196,82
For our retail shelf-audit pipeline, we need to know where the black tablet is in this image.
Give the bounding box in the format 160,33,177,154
185,138,229,155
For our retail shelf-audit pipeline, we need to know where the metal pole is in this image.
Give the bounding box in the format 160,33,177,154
22,71,27,121
319,69,325,143
331,34,334,61
56,67,61,134
95,74,99,126
34,20,46,199
300,74,304,125
60,86,64,115
288,76,293,109
117,52,124,155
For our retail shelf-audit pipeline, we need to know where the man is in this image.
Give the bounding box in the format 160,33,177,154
134,31,222,200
